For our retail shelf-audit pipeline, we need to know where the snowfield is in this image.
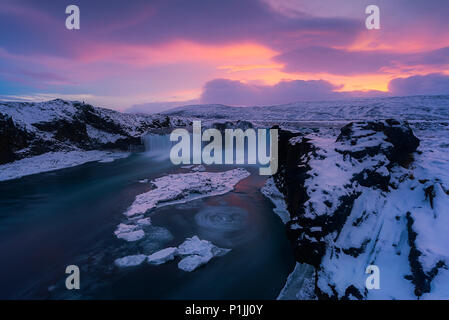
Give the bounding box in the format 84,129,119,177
163,95,449,122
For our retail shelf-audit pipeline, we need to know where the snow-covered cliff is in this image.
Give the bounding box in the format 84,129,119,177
269,119,449,299
0,99,187,165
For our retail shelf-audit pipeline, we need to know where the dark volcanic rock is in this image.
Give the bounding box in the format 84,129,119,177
337,119,420,167
212,120,253,132
0,113,32,164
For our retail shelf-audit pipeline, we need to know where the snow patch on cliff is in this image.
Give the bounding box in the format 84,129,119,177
261,177,290,224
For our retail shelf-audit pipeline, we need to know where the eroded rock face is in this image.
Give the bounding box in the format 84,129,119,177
336,119,420,168
0,113,31,164
0,99,187,163
271,120,449,299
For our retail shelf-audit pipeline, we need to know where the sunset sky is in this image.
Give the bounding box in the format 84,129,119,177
1,0,449,111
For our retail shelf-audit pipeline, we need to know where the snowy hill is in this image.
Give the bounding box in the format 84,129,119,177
163,95,449,122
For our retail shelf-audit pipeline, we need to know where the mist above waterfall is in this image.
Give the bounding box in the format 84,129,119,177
142,134,175,160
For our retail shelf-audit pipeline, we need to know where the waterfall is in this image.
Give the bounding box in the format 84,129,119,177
141,134,174,160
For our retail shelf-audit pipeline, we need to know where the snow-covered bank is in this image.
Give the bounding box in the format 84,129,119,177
277,263,315,300
125,168,251,217
261,178,290,224
0,150,129,182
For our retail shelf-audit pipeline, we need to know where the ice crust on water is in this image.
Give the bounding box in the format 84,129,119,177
124,168,250,217
178,255,211,272
114,168,249,247
114,224,146,242
147,247,177,265
114,254,147,267
136,218,151,226
116,230,145,242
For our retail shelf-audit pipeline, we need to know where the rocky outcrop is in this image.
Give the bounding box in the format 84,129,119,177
271,119,449,299
0,113,32,164
0,99,187,164
211,120,253,132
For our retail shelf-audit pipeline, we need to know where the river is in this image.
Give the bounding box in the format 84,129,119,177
0,138,295,299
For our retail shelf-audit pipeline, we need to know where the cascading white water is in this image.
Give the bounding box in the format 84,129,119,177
141,134,174,160
141,129,272,165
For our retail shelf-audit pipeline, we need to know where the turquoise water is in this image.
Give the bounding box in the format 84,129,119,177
0,154,294,299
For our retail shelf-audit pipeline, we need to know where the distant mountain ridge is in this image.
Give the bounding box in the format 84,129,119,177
162,95,449,121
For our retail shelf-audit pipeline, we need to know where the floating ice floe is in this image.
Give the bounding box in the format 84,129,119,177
114,224,145,242
124,168,250,217
136,218,151,226
117,230,145,242
114,236,231,271
178,255,211,272
114,254,147,267
177,236,231,272
147,247,177,265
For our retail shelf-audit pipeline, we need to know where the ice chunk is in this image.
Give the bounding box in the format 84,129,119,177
125,168,250,217
114,223,145,241
177,236,213,256
114,223,137,235
178,254,212,272
176,236,231,272
147,247,177,265
137,218,151,226
114,254,147,267
116,230,145,242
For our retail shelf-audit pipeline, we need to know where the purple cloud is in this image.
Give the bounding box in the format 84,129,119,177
0,0,360,57
200,78,344,106
275,46,449,76
388,73,449,96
